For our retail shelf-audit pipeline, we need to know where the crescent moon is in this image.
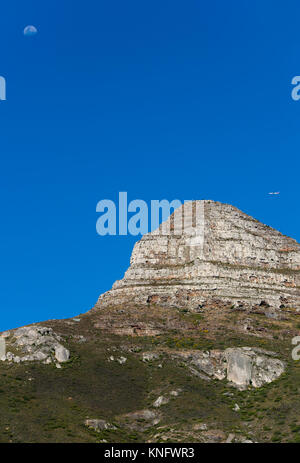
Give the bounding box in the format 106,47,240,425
23,25,38,37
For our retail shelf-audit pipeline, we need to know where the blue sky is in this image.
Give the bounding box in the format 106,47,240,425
0,0,300,330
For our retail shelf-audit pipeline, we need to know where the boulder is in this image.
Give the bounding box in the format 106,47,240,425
153,395,169,407
142,352,160,362
119,409,160,430
55,345,70,363
84,419,116,432
225,347,285,389
225,349,253,388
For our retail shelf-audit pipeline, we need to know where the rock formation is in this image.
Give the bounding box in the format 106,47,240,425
96,200,300,310
0,326,70,365
173,347,285,389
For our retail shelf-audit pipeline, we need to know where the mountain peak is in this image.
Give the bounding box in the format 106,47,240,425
96,201,300,311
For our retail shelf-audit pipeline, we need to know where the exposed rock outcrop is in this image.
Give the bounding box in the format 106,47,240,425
84,419,116,432
142,352,160,362
96,200,300,311
118,409,161,431
153,395,169,407
0,326,70,364
174,347,285,389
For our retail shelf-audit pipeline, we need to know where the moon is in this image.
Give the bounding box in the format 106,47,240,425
23,25,38,37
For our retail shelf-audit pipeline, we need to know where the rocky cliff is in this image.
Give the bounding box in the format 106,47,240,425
96,200,300,311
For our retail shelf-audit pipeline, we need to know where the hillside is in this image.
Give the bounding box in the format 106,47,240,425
1,201,300,443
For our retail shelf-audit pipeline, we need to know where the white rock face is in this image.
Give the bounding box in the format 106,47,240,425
0,326,70,365
226,349,253,387
175,347,285,389
96,201,300,310
142,352,160,362
0,338,6,360
84,419,116,431
153,395,169,408
54,345,70,363
169,389,182,396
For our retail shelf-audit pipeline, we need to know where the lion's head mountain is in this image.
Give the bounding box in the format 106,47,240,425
1,200,300,443
97,200,300,311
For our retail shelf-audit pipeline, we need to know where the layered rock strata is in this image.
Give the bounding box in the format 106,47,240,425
96,200,300,310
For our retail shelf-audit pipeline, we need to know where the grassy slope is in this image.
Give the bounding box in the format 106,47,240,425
1,304,300,443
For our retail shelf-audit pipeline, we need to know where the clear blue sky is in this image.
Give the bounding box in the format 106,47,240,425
1,0,300,331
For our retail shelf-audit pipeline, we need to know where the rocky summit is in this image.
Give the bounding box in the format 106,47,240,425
1,201,300,443
97,200,300,311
